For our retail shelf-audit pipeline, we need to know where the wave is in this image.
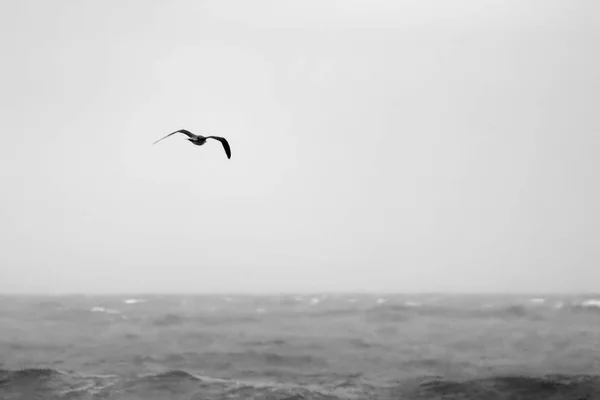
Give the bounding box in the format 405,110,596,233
0,367,351,399
151,313,187,326
0,368,119,398
7,295,600,327
243,339,288,346
364,304,547,322
150,312,261,327
2,367,599,399
410,374,599,399
0,367,64,384
202,349,329,369
307,308,362,319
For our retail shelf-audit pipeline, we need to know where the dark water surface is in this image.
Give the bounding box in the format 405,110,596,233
1,293,600,399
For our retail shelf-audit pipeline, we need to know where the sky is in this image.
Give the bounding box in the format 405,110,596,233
0,0,598,294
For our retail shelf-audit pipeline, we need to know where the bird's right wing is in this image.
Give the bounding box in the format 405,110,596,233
153,129,195,145
207,136,231,159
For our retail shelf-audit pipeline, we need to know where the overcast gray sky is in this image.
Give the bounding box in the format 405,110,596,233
1,0,598,294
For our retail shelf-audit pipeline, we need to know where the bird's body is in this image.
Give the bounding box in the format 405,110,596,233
153,129,231,159
187,136,208,146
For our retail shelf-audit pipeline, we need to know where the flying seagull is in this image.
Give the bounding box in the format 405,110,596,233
153,129,231,159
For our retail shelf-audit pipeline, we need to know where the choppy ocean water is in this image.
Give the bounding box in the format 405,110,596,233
1,293,600,399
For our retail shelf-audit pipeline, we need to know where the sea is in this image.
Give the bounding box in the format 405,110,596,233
1,293,600,399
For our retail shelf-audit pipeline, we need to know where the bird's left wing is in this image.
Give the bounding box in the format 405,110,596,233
207,136,232,159
153,129,195,145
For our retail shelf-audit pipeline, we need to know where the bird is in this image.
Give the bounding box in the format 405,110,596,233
153,129,231,159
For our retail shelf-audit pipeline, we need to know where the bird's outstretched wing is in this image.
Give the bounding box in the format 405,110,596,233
207,136,232,159
153,129,195,145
